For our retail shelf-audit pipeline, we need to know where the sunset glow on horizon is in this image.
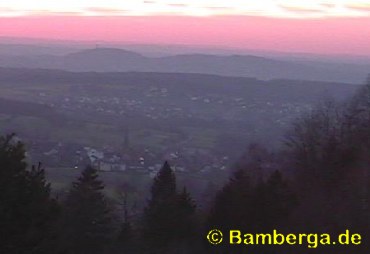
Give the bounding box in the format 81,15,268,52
0,1,370,56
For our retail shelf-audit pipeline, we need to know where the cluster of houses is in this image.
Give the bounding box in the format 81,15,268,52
30,140,230,177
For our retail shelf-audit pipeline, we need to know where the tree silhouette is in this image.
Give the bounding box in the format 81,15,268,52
142,161,196,253
60,165,113,254
0,134,59,254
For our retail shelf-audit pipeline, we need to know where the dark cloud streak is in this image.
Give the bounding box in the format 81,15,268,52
85,7,130,15
167,4,188,8
345,4,370,12
279,5,325,15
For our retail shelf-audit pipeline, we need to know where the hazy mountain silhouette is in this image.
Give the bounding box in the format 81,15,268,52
0,48,368,83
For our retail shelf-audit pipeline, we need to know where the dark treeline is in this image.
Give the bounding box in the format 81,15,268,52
1,79,370,254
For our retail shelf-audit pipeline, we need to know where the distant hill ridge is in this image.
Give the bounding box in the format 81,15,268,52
0,48,368,83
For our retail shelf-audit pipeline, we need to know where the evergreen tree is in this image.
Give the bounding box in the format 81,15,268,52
0,134,59,254
207,169,252,231
175,187,196,238
60,165,113,254
151,161,177,202
142,161,196,253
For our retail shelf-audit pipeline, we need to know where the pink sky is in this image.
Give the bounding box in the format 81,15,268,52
1,16,370,56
